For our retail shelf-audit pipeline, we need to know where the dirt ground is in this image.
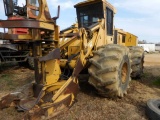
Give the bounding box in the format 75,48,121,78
0,53,160,120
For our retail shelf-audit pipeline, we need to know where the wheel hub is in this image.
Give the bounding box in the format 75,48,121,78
121,63,128,84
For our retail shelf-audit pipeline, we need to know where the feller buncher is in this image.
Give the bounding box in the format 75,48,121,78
0,0,144,119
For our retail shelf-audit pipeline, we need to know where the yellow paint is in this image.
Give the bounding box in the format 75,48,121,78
45,60,61,85
39,22,55,30
51,77,73,102
115,29,137,47
68,40,81,58
47,107,54,116
60,59,77,69
18,35,32,40
125,32,137,46
46,81,66,92
54,94,71,103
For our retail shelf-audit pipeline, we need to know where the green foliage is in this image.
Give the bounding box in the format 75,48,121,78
153,77,160,86
142,72,150,78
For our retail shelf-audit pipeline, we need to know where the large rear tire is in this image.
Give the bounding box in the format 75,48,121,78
129,46,144,78
88,44,131,98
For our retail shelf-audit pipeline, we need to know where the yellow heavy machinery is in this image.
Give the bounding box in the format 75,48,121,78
114,28,138,46
114,29,144,78
0,0,144,119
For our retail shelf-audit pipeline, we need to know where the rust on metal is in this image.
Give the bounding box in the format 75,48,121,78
0,92,22,109
44,11,53,21
0,0,82,119
0,20,55,30
73,58,84,77
0,32,32,40
39,48,61,62
59,33,80,38
23,96,70,120
28,4,39,11
64,78,79,96
23,82,79,120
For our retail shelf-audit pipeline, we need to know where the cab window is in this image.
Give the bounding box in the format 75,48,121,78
106,7,113,35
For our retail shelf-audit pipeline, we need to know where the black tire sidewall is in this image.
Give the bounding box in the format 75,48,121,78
140,53,145,73
28,57,34,69
130,46,144,78
146,99,160,120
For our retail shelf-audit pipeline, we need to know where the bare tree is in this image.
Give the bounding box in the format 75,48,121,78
138,40,147,44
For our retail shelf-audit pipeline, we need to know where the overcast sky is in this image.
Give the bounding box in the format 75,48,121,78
0,0,159,43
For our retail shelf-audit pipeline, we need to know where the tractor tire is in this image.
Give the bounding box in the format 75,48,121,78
146,99,160,120
88,44,131,98
28,57,34,70
129,46,144,78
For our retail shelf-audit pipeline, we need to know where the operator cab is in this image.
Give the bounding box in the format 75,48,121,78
74,0,116,38
75,2,104,28
3,0,27,16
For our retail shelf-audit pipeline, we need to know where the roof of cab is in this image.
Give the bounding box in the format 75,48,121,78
115,28,138,37
115,28,127,35
74,0,117,13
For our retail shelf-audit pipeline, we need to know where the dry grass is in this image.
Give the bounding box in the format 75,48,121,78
0,54,160,120
0,66,34,120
